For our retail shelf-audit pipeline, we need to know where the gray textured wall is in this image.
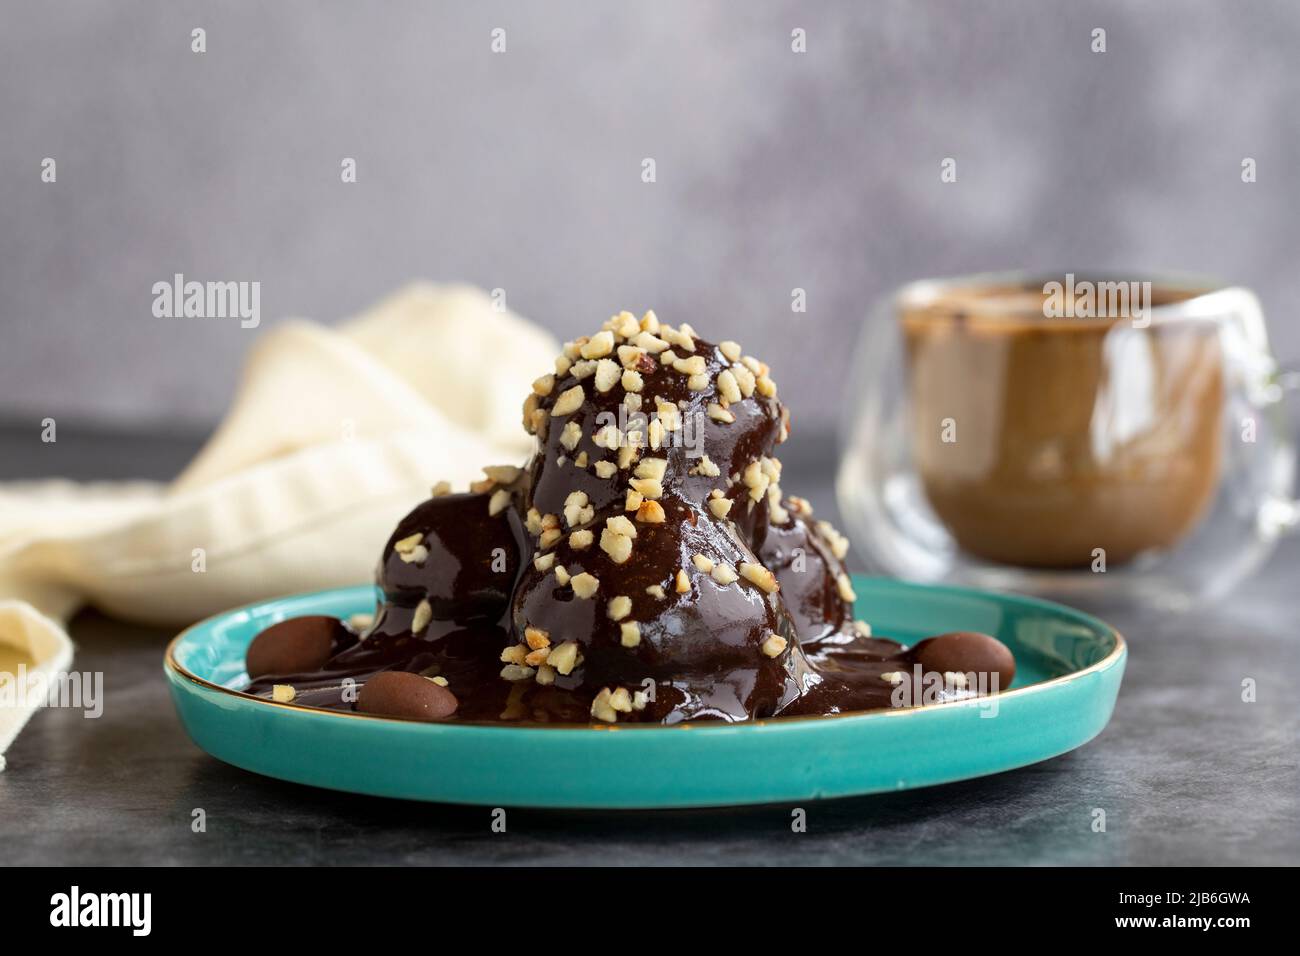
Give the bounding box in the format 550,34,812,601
2,0,1298,431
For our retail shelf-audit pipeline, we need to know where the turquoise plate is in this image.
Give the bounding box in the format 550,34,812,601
165,576,1125,808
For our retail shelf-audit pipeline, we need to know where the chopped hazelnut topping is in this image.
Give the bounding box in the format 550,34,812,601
411,599,433,633
675,568,691,594
640,310,660,333
500,664,536,682
625,489,644,511
620,621,641,648
710,563,739,585
629,476,663,499
535,664,557,686
645,584,666,599
853,620,873,638
617,344,645,369
659,349,678,367
632,331,670,353
635,458,668,480
647,418,664,449
636,500,666,523
756,374,777,397
532,374,556,397
625,392,643,412
560,420,582,450
572,360,596,380
575,451,589,468
767,485,790,525
600,529,633,564
430,480,452,497
563,490,594,527
522,393,540,433
555,355,573,377
429,676,449,687
548,640,580,675
632,690,649,711
570,529,594,550
610,687,634,712
717,369,742,404
500,644,527,664
691,554,714,573
719,340,742,362
594,424,622,449
551,384,585,417
817,520,851,560
594,460,618,479
708,403,735,423
571,572,600,598
272,684,296,703
590,688,618,723
672,355,706,376
394,532,423,553
690,455,721,478
539,528,562,550
730,363,756,397
524,647,551,667
580,330,615,359
612,311,640,339
554,565,571,585
608,596,632,621
656,400,681,431
594,358,621,393
743,460,770,502
621,369,645,393
880,671,905,686
393,533,428,564
706,492,733,519
617,443,639,470
488,488,512,516
761,633,788,658
524,626,551,649
606,515,638,538
739,561,780,594
836,573,857,602
687,373,710,391
525,507,543,535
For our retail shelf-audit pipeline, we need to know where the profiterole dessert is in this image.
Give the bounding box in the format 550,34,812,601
244,311,1015,723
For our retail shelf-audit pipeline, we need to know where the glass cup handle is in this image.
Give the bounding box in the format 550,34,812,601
1276,364,1300,534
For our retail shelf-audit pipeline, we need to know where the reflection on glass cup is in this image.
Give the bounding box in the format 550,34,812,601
837,272,1299,609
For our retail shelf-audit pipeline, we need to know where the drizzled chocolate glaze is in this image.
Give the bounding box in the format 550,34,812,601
246,321,1014,723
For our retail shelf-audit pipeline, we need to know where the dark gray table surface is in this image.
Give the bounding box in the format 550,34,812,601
1,422,1297,866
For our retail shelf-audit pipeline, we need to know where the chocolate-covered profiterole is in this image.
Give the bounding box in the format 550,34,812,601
245,311,1015,723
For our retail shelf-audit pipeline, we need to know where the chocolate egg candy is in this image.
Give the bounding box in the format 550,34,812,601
356,670,458,721
245,616,342,678
913,631,1015,691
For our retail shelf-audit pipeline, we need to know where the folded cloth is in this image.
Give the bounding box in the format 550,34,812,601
0,283,558,760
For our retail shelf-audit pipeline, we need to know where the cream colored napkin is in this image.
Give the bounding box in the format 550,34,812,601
0,283,557,760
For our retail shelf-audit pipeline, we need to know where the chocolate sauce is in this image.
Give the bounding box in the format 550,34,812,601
246,325,1014,723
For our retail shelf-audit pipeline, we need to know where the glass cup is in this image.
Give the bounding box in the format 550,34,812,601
836,272,1299,610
